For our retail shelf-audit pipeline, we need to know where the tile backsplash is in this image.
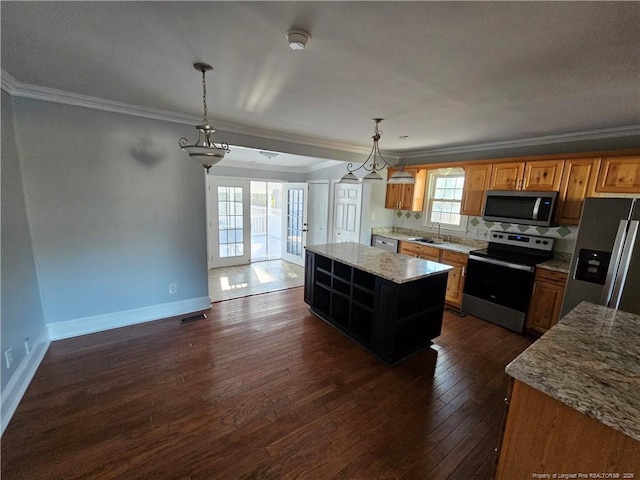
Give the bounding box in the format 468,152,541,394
389,212,578,254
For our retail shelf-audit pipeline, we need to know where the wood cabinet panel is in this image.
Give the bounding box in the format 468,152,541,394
525,268,567,334
496,380,640,479
489,162,525,190
489,160,564,191
398,241,440,262
596,155,640,193
523,159,564,191
385,168,427,211
461,164,492,216
441,250,468,308
557,158,601,225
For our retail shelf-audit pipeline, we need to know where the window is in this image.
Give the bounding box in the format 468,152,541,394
424,169,467,230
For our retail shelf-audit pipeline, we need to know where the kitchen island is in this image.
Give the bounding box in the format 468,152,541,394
495,301,640,478
304,242,452,365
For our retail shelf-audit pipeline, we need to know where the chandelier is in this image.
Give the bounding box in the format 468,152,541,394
179,63,229,172
338,119,415,184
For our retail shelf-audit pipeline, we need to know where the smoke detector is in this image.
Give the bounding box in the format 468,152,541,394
286,28,311,50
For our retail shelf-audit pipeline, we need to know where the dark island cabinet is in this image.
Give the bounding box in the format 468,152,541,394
304,250,447,364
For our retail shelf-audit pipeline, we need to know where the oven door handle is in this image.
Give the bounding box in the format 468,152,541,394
468,254,535,272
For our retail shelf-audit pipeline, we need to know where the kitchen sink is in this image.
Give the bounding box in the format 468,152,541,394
408,237,446,245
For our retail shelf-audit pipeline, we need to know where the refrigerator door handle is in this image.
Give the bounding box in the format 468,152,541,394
601,220,629,306
609,220,639,309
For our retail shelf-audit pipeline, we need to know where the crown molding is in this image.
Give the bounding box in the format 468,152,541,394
0,69,370,156
397,125,640,159
3,69,638,161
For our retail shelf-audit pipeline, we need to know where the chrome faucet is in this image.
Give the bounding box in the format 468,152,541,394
433,221,441,240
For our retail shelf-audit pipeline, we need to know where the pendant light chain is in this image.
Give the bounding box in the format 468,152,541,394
201,68,208,125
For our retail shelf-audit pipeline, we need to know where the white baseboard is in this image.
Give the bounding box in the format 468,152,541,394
1,329,50,435
47,296,212,341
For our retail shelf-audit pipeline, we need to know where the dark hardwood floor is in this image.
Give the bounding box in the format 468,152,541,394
1,287,532,479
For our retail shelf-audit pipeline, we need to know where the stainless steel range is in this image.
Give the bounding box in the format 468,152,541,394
462,232,554,333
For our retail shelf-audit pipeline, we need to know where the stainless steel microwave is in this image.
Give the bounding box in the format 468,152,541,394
483,190,558,226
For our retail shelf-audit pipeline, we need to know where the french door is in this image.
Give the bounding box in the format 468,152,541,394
207,177,251,268
281,183,308,266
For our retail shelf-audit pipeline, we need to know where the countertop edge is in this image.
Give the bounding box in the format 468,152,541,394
505,302,640,442
306,243,452,284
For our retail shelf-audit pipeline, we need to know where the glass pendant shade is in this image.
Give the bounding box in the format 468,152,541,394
338,171,361,184
179,124,228,171
388,168,416,184
361,170,385,183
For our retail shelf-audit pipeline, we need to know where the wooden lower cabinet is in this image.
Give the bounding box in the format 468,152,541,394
495,380,640,479
525,268,567,334
440,250,467,308
398,241,440,262
399,242,468,308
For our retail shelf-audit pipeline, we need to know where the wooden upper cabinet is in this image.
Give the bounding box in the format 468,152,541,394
489,162,525,190
523,160,564,191
461,163,492,216
385,168,427,211
489,160,564,191
557,158,601,225
595,156,640,193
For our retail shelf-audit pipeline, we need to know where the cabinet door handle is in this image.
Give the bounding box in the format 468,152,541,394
462,266,466,277
532,283,536,295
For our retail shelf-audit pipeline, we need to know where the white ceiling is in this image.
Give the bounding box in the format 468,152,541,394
2,1,639,164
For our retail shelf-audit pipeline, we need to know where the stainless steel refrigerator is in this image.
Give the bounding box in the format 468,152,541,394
561,197,640,317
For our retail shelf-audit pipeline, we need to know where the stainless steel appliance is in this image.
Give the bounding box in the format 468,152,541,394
462,232,554,332
561,197,640,317
371,235,399,252
484,190,559,227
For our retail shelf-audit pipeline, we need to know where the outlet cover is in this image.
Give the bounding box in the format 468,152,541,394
169,283,178,294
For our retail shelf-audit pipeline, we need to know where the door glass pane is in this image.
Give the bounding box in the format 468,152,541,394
287,188,304,257
218,186,243,258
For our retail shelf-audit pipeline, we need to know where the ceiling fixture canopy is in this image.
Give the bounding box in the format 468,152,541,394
339,119,415,184
179,62,229,172
286,28,311,50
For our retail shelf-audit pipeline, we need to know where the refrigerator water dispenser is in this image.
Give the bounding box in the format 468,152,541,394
575,249,611,285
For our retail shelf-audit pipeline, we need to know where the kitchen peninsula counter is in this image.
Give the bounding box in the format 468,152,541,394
495,302,640,478
304,242,452,364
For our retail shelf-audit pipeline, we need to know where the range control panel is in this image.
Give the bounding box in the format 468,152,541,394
488,232,555,252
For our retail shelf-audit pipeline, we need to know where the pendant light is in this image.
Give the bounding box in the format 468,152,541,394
388,158,416,185
179,63,229,172
339,118,412,184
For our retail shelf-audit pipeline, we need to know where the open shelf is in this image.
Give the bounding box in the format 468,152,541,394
304,251,447,365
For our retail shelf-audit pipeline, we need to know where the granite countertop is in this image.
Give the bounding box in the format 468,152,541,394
505,301,640,441
305,242,452,284
537,256,572,274
372,232,478,255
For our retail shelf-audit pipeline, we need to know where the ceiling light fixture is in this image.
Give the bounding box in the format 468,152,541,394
259,151,279,160
286,28,311,50
179,62,229,172
339,118,409,184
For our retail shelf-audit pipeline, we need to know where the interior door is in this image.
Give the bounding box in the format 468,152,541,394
282,182,308,266
307,181,329,247
333,183,362,243
207,177,251,267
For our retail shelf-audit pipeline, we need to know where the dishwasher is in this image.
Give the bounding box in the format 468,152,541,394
371,235,399,252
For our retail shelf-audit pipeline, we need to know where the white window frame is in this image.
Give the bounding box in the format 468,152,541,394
422,169,468,233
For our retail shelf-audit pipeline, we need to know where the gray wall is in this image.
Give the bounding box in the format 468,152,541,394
12,97,209,324
1,92,46,391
